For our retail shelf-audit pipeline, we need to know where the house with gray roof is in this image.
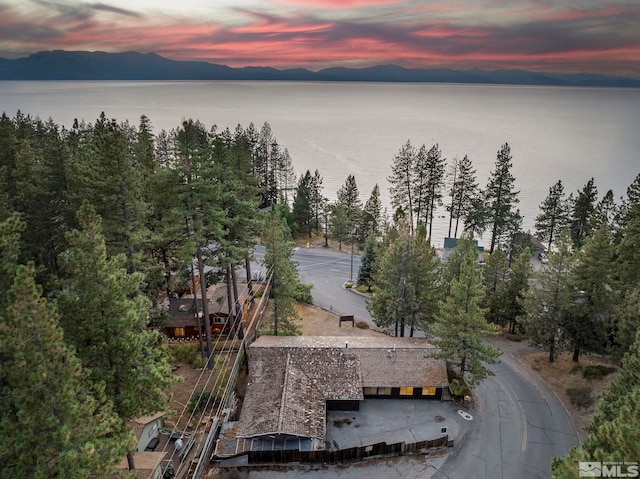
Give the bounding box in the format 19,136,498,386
224,336,448,455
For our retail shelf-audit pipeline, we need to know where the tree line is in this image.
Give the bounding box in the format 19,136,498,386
0,112,303,476
1,110,638,475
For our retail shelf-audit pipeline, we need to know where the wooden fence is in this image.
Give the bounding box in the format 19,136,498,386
243,436,449,465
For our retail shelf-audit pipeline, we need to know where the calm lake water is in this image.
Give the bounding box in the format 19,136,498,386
1,81,639,247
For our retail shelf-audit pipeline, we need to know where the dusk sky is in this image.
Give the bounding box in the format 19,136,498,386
1,0,639,77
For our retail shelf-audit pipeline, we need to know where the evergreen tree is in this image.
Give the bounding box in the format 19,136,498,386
608,205,640,358
277,147,297,205
337,174,362,232
486,248,532,333
360,183,382,240
483,143,521,253
254,122,280,207
446,155,479,238
56,203,174,469
481,248,509,301
176,119,226,364
292,170,313,236
535,180,570,251
591,189,617,233
309,169,326,234
421,143,447,241
211,127,262,339
431,237,501,387
357,237,377,291
551,329,640,478
443,233,483,297
388,140,416,232
1,266,127,479
367,222,441,337
521,231,574,362
616,173,640,231
610,287,640,362
563,226,614,361
570,178,598,248
66,113,150,272
262,209,301,335
328,202,349,251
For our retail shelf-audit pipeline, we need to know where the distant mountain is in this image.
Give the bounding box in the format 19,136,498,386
0,50,638,88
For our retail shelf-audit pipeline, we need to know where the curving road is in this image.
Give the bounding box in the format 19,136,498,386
284,245,579,478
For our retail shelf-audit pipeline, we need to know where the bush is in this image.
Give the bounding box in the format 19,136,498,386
355,321,370,329
293,282,313,303
582,364,617,381
355,285,369,293
566,386,593,409
189,389,219,413
171,343,207,368
447,367,471,397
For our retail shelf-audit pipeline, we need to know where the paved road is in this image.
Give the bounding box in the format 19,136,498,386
248,245,375,326
242,245,579,478
435,348,579,479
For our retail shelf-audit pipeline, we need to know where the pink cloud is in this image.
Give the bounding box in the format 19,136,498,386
1,2,638,77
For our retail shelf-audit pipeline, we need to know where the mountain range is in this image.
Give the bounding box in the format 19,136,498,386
1,50,638,88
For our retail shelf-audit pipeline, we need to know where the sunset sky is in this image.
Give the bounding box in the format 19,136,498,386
1,0,639,77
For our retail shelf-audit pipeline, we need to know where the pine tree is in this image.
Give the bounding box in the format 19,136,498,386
431,237,501,387
535,180,570,251
551,329,640,478
446,155,479,238
591,189,617,233
483,143,521,253
420,143,447,241
309,169,326,234
176,119,226,364
292,170,313,236
570,178,598,248
56,203,175,468
328,202,349,251
262,209,301,335
66,113,150,272
367,222,441,337
563,226,614,361
388,140,416,232
521,231,574,362
337,174,362,233
357,237,377,291
0,266,127,479
486,248,532,333
481,248,509,301
360,183,382,240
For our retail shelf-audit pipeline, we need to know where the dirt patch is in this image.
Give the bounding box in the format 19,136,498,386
295,302,383,337
492,335,618,441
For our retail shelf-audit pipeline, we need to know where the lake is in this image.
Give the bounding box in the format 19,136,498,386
1,80,639,247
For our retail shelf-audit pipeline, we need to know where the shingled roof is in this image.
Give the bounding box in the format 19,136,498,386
236,336,447,441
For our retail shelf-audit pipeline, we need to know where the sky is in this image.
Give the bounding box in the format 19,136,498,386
1,0,639,77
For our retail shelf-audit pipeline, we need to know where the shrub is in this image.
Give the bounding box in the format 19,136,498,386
293,282,313,303
566,386,593,409
355,321,370,329
171,343,207,368
582,364,617,381
355,285,369,293
189,389,219,413
569,364,583,374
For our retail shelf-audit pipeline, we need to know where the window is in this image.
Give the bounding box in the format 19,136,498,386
363,387,377,395
424,387,436,396
174,327,185,337
377,387,391,395
399,387,414,396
